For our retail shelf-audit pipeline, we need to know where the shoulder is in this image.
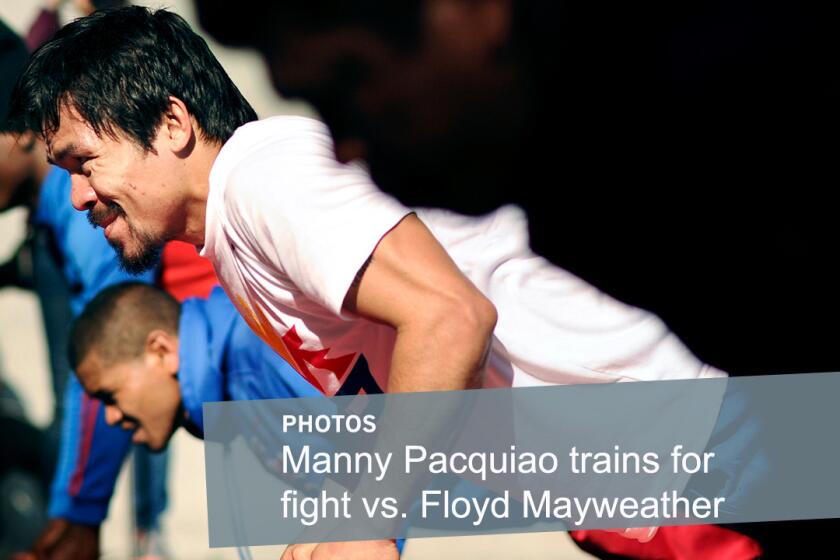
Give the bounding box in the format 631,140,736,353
213,116,338,198
210,116,380,228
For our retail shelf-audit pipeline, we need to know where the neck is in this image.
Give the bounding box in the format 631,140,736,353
179,141,222,246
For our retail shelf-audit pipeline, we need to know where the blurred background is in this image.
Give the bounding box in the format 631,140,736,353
0,1,591,558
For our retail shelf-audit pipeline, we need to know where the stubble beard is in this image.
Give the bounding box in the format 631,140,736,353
109,230,165,275
88,203,166,274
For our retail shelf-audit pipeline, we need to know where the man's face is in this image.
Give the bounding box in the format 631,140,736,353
46,106,183,273
76,349,181,451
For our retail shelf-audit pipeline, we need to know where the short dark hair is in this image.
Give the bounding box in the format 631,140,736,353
9,6,257,149
69,282,180,370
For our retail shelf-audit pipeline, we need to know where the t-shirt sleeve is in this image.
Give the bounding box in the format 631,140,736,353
222,118,411,317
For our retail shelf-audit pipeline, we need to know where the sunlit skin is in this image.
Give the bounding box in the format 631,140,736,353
74,330,182,451
45,98,217,272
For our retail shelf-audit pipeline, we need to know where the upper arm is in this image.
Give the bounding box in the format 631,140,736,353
343,214,497,332
222,118,411,316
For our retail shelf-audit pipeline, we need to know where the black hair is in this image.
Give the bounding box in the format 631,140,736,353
68,282,180,370
9,6,257,149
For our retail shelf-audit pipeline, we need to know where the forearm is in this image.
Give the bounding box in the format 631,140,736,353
49,377,132,524
386,304,495,393
345,213,498,393
349,304,496,534
327,213,498,542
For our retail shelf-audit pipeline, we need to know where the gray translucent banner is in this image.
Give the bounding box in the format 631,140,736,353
203,373,840,547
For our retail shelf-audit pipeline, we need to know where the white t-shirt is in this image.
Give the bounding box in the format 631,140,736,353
201,117,724,396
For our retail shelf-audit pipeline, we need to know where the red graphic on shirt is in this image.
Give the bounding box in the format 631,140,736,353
281,325,356,394
235,296,356,395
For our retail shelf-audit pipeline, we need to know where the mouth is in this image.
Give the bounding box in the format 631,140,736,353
88,202,125,238
103,216,124,242
102,215,119,239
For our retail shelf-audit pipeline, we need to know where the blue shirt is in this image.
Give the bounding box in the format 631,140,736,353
37,166,155,523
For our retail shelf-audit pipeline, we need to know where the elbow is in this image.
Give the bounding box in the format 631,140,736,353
395,289,497,391
469,292,498,340
440,290,498,347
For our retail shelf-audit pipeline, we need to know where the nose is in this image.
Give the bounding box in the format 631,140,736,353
70,173,97,211
104,404,123,426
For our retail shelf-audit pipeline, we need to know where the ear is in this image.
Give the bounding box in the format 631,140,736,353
145,329,180,375
162,96,195,154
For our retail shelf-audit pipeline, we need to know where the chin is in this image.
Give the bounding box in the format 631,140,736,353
112,241,164,275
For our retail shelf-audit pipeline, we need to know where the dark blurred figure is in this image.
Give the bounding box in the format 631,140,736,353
0,18,52,558
4,12,169,559
195,0,840,380
0,383,51,559
6,0,133,441
27,0,127,52
0,18,62,444
196,0,519,214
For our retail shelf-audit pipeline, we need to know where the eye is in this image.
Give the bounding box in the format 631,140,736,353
79,156,92,176
92,390,116,406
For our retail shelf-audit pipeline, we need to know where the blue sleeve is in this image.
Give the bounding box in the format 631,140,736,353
41,168,155,523
48,376,134,524
47,377,83,519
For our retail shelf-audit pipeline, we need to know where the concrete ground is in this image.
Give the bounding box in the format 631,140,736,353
0,2,593,558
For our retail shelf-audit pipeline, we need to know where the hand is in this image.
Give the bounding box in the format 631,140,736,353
280,539,398,560
11,518,100,560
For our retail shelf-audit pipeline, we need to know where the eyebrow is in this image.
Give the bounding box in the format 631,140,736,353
46,142,82,166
